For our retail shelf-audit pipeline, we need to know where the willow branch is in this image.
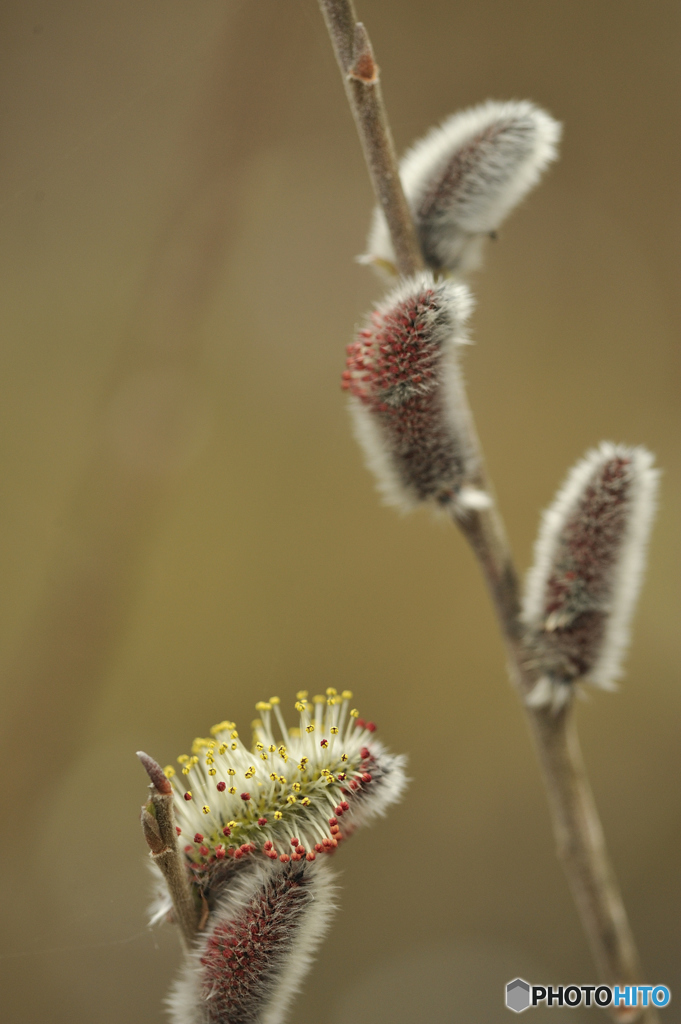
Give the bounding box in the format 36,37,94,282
318,0,423,277
318,2,657,1018
138,752,199,948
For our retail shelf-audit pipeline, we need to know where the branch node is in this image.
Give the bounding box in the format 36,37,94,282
348,22,378,83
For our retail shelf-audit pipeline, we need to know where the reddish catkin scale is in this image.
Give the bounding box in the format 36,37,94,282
216,781,226,792
344,274,488,515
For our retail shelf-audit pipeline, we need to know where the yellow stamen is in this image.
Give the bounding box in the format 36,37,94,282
163,766,176,778
202,806,210,814
296,690,308,700
210,721,235,736
342,690,353,700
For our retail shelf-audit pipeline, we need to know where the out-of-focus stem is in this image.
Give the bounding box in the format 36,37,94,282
317,0,423,278
138,752,199,948
318,3,658,1018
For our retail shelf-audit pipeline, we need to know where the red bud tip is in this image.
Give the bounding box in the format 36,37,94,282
241,792,251,801
222,826,231,836
341,800,349,811
290,837,299,846
356,718,366,729
258,817,268,825
279,854,290,863
366,722,376,732
362,773,372,783
215,845,226,859
194,833,204,843
184,791,193,801
136,751,172,795
175,826,182,835
216,781,226,792
306,852,316,862
360,747,371,759
335,805,344,815
328,817,338,826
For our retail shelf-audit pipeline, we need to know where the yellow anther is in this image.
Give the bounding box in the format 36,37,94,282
177,754,189,764
321,769,332,778
191,756,199,764
287,795,297,805
251,719,262,730
269,696,280,705
278,745,287,756
341,754,348,762
227,768,236,776
229,786,236,795
297,763,306,772
192,737,210,754
300,756,309,764
227,821,238,829
289,727,301,739
255,701,272,712
330,727,339,735
274,811,283,820
210,721,235,736
185,790,192,799
306,724,315,733
313,694,325,704
219,744,227,754
269,772,278,781
294,701,305,713
268,745,276,753
202,806,210,815
260,753,268,761
163,766,176,778
182,766,191,775
208,768,216,776
301,797,311,807
342,690,353,700
350,708,359,718
255,742,264,751
205,756,214,765
279,776,287,784
231,743,237,751
296,690,308,700
231,730,239,740
292,782,301,792
326,687,337,697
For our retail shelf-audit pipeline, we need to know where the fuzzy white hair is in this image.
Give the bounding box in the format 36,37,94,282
523,442,659,705
366,100,561,275
348,273,490,513
167,859,337,1024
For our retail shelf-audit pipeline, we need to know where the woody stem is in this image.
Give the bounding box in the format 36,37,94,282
318,2,657,1018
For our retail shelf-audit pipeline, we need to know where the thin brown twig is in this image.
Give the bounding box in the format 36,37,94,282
317,2,658,1019
318,0,424,278
138,752,200,948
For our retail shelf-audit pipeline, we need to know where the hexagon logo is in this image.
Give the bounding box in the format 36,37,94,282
506,978,531,1013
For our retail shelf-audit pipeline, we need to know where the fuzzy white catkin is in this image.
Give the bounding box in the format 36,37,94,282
522,442,659,708
365,100,561,276
344,272,490,514
168,860,336,1024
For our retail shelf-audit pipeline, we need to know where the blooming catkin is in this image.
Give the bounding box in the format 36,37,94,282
342,273,489,513
146,691,407,1024
522,443,659,709
365,100,561,276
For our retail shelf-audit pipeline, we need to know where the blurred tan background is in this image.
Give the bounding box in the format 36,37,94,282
0,1,679,1021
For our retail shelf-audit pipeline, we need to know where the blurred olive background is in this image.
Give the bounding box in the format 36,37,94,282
0,1,679,1021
